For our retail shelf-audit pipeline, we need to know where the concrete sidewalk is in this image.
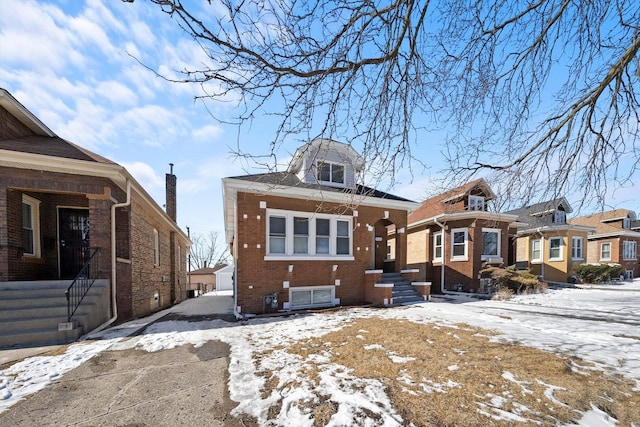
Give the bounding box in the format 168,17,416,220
0,291,251,426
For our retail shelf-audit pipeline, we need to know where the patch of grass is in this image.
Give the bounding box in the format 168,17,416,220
276,318,640,426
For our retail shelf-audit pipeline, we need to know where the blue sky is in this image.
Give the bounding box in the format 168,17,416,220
1,0,638,239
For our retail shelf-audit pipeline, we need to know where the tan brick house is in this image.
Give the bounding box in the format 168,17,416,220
506,199,594,283
0,88,190,346
569,209,640,279
222,138,419,315
405,179,520,293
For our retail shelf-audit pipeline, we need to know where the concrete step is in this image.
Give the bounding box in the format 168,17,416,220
0,303,94,322
393,295,425,304
0,284,107,301
0,327,83,349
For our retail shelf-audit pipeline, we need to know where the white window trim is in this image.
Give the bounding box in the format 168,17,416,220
22,194,42,258
450,228,468,261
622,240,637,261
530,238,542,264
316,161,346,187
265,209,354,260
571,237,584,260
548,237,563,261
481,228,501,260
600,242,611,261
153,228,160,266
468,195,485,211
433,232,443,263
288,285,336,309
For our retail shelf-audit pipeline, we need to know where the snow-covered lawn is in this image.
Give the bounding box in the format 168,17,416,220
2,282,639,426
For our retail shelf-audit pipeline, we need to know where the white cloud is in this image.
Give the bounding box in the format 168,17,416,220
96,81,138,107
191,124,224,142
120,161,165,193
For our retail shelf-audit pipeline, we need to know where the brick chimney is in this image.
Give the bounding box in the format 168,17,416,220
166,163,177,222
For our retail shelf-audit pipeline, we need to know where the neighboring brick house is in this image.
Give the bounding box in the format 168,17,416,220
505,198,594,283
0,88,189,345
569,209,640,279
222,138,419,315
405,178,520,293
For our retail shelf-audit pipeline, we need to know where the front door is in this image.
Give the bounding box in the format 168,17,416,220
59,208,90,278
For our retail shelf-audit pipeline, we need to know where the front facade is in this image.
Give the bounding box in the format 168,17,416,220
406,179,519,293
569,209,640,279
223,138,419,315
0,89,189,343
506,199,594,283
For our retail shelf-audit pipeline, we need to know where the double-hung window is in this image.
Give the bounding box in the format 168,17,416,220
269,216,287,254
267,209,352,259
315,218,330,254
481,228,501,259
22,195,41,257
317,162,345,185
549,237,563,261
572,237,583,260
468,195,485,211
623,241,637,260
293,217,309,254
433,232,443,262
554,210,566,224
600,242,611,261
451,228,468,261
531,239,542,263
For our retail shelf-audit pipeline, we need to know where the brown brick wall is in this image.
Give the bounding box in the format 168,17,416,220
127,194,187,319
234,192,409,314
0,106,37,139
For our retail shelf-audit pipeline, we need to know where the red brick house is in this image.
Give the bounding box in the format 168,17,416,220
222,138,420,315
405,179,520,293
569,209,640,279
0,88,190,347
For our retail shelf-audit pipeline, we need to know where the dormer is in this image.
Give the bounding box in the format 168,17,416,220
287,138,365,188
600,210,636,229
439,178,495,212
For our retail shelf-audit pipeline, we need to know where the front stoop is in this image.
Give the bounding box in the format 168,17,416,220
0,280,110,349
381,273,425,305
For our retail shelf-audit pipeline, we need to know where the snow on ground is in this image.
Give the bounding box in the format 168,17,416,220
1,283,640,425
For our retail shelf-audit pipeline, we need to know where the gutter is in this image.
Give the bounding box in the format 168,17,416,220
87,178,131,334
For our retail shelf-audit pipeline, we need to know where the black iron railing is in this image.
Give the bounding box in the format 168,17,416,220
65,247,100,322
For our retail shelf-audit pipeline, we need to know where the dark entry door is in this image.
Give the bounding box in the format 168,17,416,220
59,208,90,278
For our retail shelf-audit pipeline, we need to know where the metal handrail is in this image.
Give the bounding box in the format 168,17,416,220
65,247,100,322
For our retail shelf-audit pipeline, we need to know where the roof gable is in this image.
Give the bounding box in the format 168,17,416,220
409,178,495,222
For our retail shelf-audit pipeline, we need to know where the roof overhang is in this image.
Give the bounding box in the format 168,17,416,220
223,177,419,244
0,88,55,137
408,211,520,230
1,149,190,242
587,230,640,240
515,224,595,237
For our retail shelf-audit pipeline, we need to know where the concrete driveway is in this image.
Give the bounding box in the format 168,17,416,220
0,292,255,427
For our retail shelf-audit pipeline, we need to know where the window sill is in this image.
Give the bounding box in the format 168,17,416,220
21,256,45,264
265,255,354,261
450,257,469,262
548,258,564,262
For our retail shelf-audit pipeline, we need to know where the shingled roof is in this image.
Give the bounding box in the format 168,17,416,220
569,209,637,235
0,135,115,163
229,171,414,202
408,178,494,223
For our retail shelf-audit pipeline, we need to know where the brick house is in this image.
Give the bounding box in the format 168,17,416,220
0,88,189,346
505,198,594,283
569,209,640,279
222,138,420,315
405,179,520,293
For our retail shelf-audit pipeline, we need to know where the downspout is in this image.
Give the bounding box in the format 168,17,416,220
537,228,545,282
87,178,131,335
434,215,446,293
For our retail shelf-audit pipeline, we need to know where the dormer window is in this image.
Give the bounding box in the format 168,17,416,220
317,161,344,185
554,210,566,224
468,195,485,211
623,217,631,229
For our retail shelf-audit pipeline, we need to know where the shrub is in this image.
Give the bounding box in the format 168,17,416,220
574,263,623,284
481,266,546,294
